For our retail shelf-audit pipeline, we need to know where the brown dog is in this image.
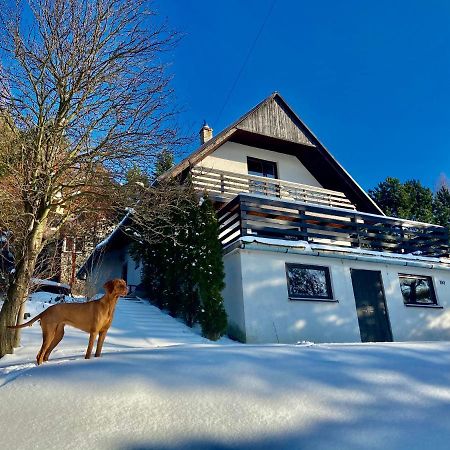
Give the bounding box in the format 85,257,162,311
9,278,128,365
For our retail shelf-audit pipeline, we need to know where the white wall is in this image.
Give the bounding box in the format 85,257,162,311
381,266,450,341
223,251,246,341
238,249,361,343
85,245,142,295
125,246,142,287
223,247,450,344
198,141,322,187
86,248,124,294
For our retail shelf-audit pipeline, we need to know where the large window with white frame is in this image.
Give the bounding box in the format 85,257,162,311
286,263,334,301
398,274,438,306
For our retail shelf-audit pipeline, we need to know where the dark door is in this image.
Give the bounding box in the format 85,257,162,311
350,269,393,342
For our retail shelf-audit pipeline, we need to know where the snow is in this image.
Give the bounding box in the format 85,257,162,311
30,277,71,290
94,212,130,251
239,236,310,249
1,296,450,449
239,236,450,267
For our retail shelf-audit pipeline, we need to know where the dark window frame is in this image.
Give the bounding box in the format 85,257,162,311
398,273,439,307
285,263,335,301
247,156,278,179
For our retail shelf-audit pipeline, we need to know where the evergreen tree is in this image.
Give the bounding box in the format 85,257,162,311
368,177,406,217
433,186,450,227
153,149,174,180
369,177,434,223
196,196,227,340
132,189,227,340
168,188,201,324
402,180,433,223
126,164,150,188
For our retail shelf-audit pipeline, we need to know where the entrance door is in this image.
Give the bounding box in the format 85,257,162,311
350,269,393,342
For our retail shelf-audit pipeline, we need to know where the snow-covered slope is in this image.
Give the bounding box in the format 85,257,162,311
2,296,208,367
1,298,450,450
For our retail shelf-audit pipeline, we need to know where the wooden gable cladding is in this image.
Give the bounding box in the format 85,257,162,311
237,95,314,146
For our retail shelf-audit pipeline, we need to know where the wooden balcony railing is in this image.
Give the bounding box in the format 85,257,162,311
191,166,356,210
218,194,450,257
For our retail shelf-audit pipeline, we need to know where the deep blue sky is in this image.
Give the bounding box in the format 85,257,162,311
157,0,450,191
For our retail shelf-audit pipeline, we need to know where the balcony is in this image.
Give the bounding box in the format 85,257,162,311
218,193,449,257
191,166,356,210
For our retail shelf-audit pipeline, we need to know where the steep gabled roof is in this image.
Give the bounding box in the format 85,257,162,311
160,92,383,215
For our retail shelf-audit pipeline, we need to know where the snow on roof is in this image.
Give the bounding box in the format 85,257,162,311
30,278,71,290
237,236,450,268
94,212,131,251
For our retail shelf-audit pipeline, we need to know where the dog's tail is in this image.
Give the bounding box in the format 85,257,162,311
8,311,45,329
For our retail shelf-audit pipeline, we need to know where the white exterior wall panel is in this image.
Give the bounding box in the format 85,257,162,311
223,246,450,344
223,251,246,341
238,249,361,343
87,249,124,294
381,266,450,341
126,247,142,287
198,141,322,188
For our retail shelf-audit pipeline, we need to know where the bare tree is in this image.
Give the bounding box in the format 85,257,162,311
0,0,182,356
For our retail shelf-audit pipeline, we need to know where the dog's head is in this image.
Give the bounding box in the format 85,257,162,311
103,279,128,297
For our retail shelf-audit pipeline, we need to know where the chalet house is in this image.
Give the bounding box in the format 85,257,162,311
79,92,450,344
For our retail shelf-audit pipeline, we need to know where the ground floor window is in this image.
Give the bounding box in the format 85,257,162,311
398,274,437,306
286,263,333,300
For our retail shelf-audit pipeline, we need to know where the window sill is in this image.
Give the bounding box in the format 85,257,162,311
404,304,443,309
289,297,339,303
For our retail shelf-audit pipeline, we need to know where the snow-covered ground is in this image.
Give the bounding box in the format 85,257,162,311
1,296,450,450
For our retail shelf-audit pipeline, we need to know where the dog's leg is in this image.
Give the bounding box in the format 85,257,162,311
95,330,108,357
43,325,65,362
85,332,97,359
37,326,57,365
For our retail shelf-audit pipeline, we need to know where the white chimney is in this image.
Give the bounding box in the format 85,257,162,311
199,121,213,144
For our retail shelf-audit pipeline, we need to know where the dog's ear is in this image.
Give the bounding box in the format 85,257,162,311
103,279,115,293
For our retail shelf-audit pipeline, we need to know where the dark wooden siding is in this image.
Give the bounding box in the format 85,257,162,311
238,96,314,146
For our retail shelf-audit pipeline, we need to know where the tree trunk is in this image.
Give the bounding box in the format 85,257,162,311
0,218,47,357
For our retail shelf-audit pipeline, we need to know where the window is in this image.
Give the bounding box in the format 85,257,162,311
63,237,84,254
398,274,438,306
75,237,85,253
286,263,334,301
63,237,74,253
247,157,279,196
247,157,278,179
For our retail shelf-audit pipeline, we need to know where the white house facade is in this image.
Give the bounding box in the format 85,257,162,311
81,92,450,344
